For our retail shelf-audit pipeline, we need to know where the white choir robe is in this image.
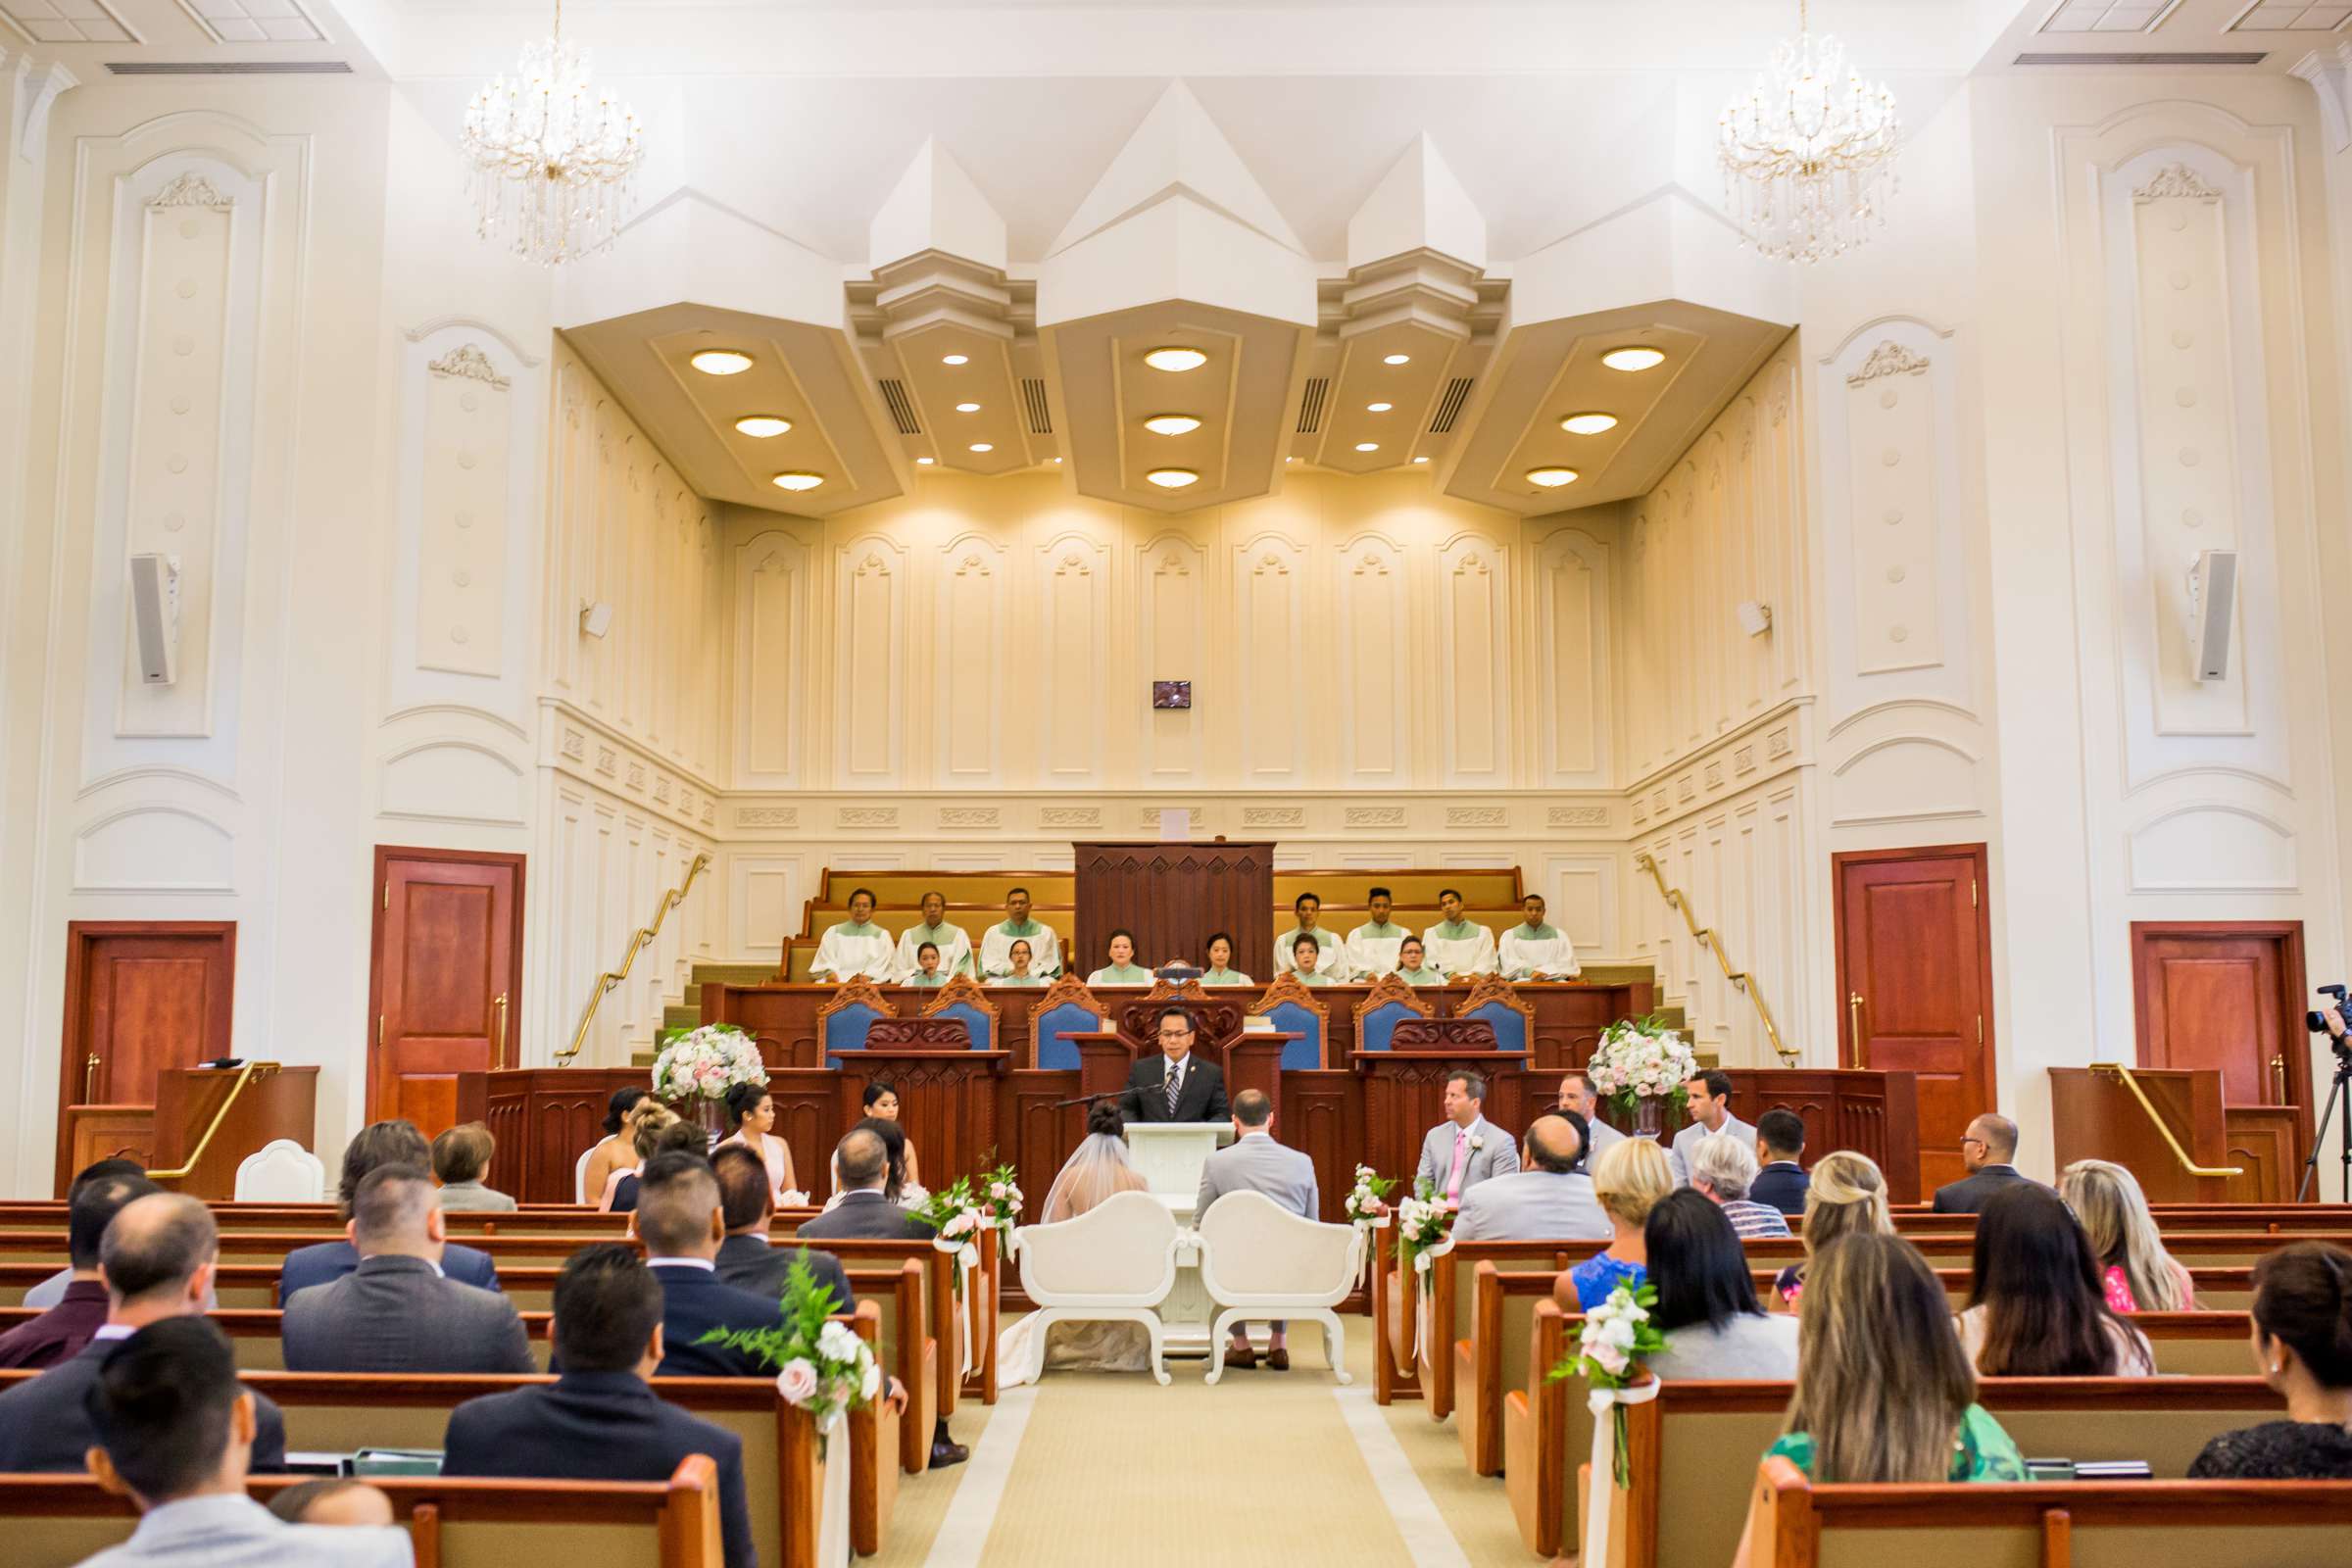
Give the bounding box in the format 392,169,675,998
1273,926,1351,983
1422,922,1498,979
810,922,896,983
980,921,1062,979
1498,925,1581,981
894,922,976,983
1347,923,1409,979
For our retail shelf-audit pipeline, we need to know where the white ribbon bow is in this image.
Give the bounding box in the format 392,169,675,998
1582,1377,1663,1568
816,1407,854,1567
1409,1233,1456,1363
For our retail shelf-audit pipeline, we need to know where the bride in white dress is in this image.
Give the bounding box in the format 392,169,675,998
998,1102,1155,1385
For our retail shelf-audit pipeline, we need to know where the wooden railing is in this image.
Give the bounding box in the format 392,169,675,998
558,852,710,1065
146,1060,281,1179
1631,851,1795,1066
2090,1060,2243,1178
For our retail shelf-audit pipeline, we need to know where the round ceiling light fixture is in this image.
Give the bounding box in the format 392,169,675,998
770,471,824,491
955,402,981,414
1144,346,1208,372
1146,467,1200,489
915,457,934,466
1144,414,1202,436
941,353,969,366
734,416,792,438
1382,353,1411,366
1602,347,1666,372
1354,442,1380,453
968,442,994,454
1526,466,1580,488
1366,401,1393,413
690,349,753,375
1560,412,1620,435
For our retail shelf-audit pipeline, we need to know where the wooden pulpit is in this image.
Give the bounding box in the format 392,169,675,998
831,1050,1010,1203
1072,840,1273,978
2049,1064,2239,1203
148,1063,319,1200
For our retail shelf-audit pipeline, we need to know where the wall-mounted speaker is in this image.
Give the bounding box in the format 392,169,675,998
579,600,614,640
2186,548,2237,683
128,553,179,685
1735,599,1773,638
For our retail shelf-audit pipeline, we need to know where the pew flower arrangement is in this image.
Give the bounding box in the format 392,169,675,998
971,1160,1024,1230
1547,1279,1667,1486
1343,1164,1396,1224
911,1176,984,1281
1587,1014,1698,1116
650,1024,768,1102
699,1254,880,1428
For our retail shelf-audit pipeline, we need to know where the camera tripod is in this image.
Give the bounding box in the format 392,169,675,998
2293,1040,2352,1203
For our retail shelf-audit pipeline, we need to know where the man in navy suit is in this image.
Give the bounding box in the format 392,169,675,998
0,1194,287,1474
1932,1113,2038,1214
278,1121,498,1304
442,1245,758,1568
1749,1108,1812,1217
1115,1005,1230,1125
634,1152,788,1377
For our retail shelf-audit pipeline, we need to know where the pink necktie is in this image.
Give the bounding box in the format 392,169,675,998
1446,1127,1471,1199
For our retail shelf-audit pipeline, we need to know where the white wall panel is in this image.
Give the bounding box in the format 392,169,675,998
1235,531,1304,780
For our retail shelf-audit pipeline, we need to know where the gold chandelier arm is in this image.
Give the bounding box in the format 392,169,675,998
1633,852,1797,1067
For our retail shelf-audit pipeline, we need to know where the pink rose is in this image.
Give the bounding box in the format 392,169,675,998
776,1359,818,1405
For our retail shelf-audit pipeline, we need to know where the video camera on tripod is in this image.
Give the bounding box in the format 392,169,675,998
2297,983,2351,1201
2306,982,2349,1046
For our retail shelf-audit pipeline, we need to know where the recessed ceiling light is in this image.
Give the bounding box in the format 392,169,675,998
1383,354,1411,366
1144,414,1201,436
1413,456,1430,465
1367,402,1393,413
770,471,824,491
1560,412,1620,435
1527,466,1579,488
956,402,981,414
1052,457,1062,464
1354,442,1380,453
1145,346,1208,372
734,416,792,438
969,442,993,454
1602,347,1666,372
916,457,934,466
690,349,753,375
1146,467,1200,489
942,354,969,366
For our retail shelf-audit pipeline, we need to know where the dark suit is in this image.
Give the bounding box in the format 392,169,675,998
442,1370,757,1568
714,1234,853,1312
283,1254,534,1373
1118,1052,1229,1124
279,1238,498,1304
797,1190,936,1242
648,1261,785,1377
1751,1160,1811,1217
1931,1163,2034,1214
0,1336,287,1472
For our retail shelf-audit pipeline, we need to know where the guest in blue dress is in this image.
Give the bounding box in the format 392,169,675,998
1559,1137,1675,1311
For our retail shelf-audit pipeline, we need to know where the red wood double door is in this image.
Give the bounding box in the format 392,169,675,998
367,848,524,1142
55,921,238,1194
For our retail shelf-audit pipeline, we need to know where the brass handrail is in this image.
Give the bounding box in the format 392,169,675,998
1632,852,1797,1066
558,852,711,1065
147,1061,281,1180
2088,1061,2243,1178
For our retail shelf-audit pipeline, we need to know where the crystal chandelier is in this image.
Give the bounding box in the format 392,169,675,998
1717,1,1900,265
460,0,645,267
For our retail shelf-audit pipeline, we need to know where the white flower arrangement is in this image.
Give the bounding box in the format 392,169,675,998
650,1023,768,1103
1586,1014,1699,1112
698,1255,881,1428
1396,1185,1455,1248
1343,1163,1396,1224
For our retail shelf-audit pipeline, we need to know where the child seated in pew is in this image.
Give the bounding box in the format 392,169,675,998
2188,1240,2352,1480
1956,1184,2154,1377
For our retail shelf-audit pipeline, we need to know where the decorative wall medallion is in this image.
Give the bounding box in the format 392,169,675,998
1632,797,1649,825
1039,806,1102,828
2133,163,2222,203
653,777,673,804
1677,773,1696,801
1651,789,1669,814
836,806,900,829
1704,761,1725,790
151,172,231,210
1766,727,1792,759
1346,806,1408,829
1139,807,1204,830
1243,806,1305,828
1735,745,1757,774
1548,805,1611,828
736,806,798,828
938,806,1001,829
1846,339,1931,385
701,801,715,825
678,789,696,816
1446,806,1508,828
594,747,617,775
427,343,513,390
561,729,587,761
625,762,646,792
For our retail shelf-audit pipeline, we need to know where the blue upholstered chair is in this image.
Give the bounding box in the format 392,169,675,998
1353,975,1432,1054
1248,975,1328,1071
1029,976,1105,1070
1456,975,1533,1057
817,980,894,1070
921,976,1000,1054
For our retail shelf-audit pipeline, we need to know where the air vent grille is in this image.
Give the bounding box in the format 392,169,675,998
107,61,356,74
1021,378,1053,435
877,380,922,436
2012,51,2265,66
1428,378,1475,434
1296,377,1329,435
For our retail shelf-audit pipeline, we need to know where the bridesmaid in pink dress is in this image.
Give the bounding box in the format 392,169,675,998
719,1082,799,1202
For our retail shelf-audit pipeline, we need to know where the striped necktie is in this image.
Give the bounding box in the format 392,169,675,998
1164,1061,1181,1117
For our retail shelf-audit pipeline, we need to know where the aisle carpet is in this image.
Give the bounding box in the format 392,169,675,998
871,1327,1528,1566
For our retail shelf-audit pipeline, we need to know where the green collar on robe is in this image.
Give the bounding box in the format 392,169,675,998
1295,970,1333,987
1353,920,1406,937
907,920,963,943
904,971,949,988
1396,965,1447,985
998,918,1044,937
834,919,882,937
1508,923,1560,941
1432,918,1479,939
1198,967,1251,985
1279,925,1331,948
989,974,1047,987
1092,963,1153,984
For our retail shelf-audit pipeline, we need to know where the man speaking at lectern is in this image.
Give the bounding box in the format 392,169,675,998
1120,1005,1229,1124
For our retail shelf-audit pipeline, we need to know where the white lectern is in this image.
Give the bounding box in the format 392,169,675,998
1123,1121,1234,1355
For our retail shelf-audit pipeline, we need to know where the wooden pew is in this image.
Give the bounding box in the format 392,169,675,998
1,1460,726,1568
1743,1461,2352,1567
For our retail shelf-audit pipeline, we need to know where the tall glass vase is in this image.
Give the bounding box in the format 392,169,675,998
1631,1095,1666,1139
693,1094,727,1145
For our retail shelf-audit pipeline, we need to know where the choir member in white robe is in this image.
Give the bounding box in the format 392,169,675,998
811,887,897,982
1497,894,1581,981
1347,886,1410,978
985,938,1048,987
1272,892,1352,982
1393,936,1447,986
1421,887,1498,978
894,891,975,982
980,887,1061,979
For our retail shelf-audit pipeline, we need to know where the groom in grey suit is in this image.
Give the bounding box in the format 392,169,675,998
1413,1069,1519,1202
1194,1090,1319,1370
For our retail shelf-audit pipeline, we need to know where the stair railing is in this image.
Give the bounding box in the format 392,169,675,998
1631,851,1797,1066
558,852,711,1066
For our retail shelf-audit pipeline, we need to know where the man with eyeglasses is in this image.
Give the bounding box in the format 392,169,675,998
1118,1005,1230,1124
1931,1113,2034,1214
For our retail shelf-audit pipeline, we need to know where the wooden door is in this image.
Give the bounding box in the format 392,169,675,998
56,922,236,1194
2131,921,2309,1152
1834,845,1994,1196
368,848,524,1141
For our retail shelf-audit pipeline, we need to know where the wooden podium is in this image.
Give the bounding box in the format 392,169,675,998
1073,840,1273,977
2050,1064,2240,1203
148,1063,318,1200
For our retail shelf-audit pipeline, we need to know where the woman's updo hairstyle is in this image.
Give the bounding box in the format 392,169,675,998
626,1101,680,1160
723,1080,770,1130
2252,1240,2352,1388
861,1081,897,1110
604,1085,650,1136
1087,1102,1126,1140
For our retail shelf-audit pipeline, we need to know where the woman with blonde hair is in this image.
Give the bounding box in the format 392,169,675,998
1557,1137,1674,1310
596,1101,682,1212
2061,1157,2194,1312
1771,1149,1893,1310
